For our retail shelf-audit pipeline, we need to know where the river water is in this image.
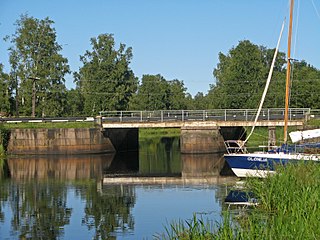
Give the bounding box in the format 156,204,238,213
0,136,236,239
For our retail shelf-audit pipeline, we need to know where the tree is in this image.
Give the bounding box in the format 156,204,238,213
290,61,320,109
0,64,11,115
65,88,84,116
75,34,138,115
129,74,167,110
6,14,70,117
193,92,209,110
166,80,188,110
129,74,190,111
211,40,287,109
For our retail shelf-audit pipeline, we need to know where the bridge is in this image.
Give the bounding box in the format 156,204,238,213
2,108,318,155
97,108,313,154
98,108,311,128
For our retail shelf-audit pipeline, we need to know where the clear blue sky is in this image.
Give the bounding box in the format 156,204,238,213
1,0,320,96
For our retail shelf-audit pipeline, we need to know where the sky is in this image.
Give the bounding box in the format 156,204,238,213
1,0,320,96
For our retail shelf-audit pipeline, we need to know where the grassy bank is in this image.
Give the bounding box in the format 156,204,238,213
139,128,180,139
160,162,320,239
2,122,95,129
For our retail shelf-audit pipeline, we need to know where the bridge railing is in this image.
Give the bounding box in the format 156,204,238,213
99,108,311,123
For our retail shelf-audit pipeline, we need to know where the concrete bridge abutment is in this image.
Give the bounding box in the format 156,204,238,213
180,126,226,154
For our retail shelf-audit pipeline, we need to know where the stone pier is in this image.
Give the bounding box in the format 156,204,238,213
180,126,225,154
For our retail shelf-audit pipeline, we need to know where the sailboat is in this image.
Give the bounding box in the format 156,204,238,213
224,0,320,178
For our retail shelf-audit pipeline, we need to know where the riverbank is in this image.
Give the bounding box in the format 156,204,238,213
161,161,320,239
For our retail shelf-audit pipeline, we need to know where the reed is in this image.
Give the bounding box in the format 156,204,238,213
154,213,235,240
160,162,320,239
241,162,320,239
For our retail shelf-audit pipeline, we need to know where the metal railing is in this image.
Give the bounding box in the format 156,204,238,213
99,108,311,123
310,109,320,119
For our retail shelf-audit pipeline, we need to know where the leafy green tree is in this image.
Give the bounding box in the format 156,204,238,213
184,93,194,110
65,88,84,116
0,64,11,115
75,34,138,115
290,61,320,109
129,74,167,110
211,40,286,109
6,14,70,117
193,92,209,109
166,79,188,110
129,74,188,110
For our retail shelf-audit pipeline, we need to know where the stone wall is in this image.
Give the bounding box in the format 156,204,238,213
7,128,116,155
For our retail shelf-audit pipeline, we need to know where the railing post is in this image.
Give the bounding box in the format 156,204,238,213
120,111,122,122
305,108,311,121
203,110,205,121
245,109,248,121
161,110,163,122
140,111,142,122
182,110,184,121
289,108,291,120
224,109,227,121
268,109,270,120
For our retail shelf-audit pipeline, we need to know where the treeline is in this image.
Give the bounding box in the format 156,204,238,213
1,15,320,117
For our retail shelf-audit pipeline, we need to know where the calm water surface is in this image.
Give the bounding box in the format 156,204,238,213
0,136,236,239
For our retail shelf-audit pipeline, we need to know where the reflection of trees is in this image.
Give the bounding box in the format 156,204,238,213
139,136,181,175
78,183,136,240
1,180,71,239
0,179,10,223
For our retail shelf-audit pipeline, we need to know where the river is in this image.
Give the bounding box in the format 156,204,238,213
0,135,236,239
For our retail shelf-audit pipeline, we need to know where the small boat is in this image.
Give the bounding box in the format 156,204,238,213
224,0,320,178
224,189,258,206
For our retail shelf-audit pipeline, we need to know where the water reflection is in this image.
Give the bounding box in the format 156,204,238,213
181,153,225,178
0,180,135,239
0,135,235,239
7,154,115,180
139,137,181,175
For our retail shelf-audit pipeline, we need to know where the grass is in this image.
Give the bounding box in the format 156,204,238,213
244,126,294,149
160,162,320,239
2,122,95,129
154,213,236,240
139,128,180,139
306,118,320,127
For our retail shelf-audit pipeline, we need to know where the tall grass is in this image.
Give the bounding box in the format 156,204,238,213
154,213,236,240
3,122,95,129
241,162,320,239
160,162,320,239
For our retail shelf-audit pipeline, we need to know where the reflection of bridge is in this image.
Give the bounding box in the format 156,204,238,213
99,108,310,128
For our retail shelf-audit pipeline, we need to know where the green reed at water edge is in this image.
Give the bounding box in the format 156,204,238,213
160,162,320,239
154,213,236,240
240,162,320,239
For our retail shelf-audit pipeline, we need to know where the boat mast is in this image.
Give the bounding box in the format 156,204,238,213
284,0,294,144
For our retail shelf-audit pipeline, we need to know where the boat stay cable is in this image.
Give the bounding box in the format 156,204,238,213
241,20,286,148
